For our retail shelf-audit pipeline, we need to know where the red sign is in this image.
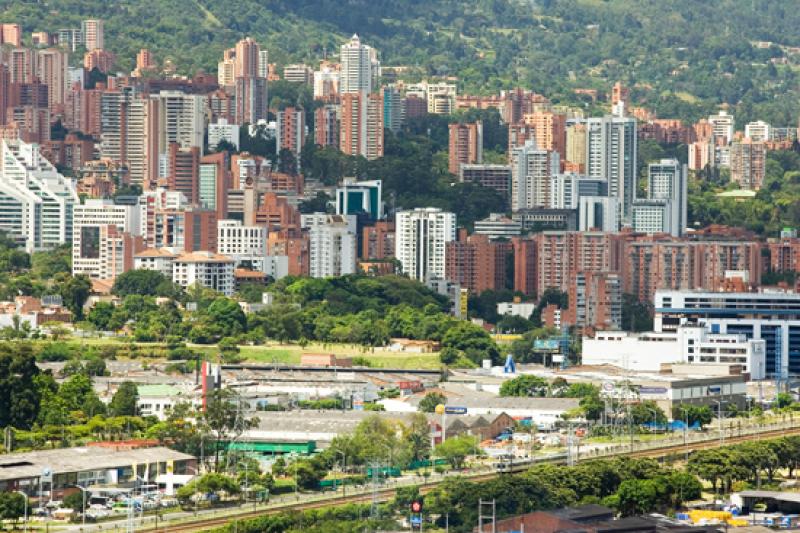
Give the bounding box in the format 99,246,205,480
411,501,423,513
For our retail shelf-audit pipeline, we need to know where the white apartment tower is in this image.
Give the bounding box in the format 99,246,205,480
301,213,358,278
395,208,456,282
0,139,79,252
339,34,378,93
511,139,560,211
72,199,141,278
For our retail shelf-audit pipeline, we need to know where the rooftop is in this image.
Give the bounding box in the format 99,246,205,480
0,446,194,482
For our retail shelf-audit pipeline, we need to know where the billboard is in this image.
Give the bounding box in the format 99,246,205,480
533,339,560,350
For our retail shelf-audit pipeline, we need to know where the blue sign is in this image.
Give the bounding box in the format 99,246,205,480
639,387,668,395
707,386,722,394
410,516,422,526
444,406,467,415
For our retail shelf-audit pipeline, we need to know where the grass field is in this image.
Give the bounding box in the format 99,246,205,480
40,336,443,370
237,342,442,370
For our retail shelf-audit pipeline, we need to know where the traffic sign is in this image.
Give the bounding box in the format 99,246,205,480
444,406,467,415
411,500,423,513
410,516,422,526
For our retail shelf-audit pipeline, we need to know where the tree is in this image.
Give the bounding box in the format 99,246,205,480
441,322,500,364
614,479,659,516
58,373,106,418
204,389,256,471
499,375,549,397
434,435,479,469
109,381,138,416
206,298,247,337
0,346,42,429
59,275,92,320
177,473,240,505
112,269,177,297
630,401,667,426
774,392,794,409
63,490,88,513
673,404,714,428
0,491,27,525
418,392,446,413
87,301,116,331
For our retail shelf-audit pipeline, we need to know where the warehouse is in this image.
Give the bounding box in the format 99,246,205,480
0,446,196,500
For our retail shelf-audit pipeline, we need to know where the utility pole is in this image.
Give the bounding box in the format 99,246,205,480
478,499,496,533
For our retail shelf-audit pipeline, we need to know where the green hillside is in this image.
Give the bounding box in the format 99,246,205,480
2,0,800,124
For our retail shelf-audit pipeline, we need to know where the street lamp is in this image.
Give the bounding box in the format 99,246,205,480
71,485,89,527
646,407,659,434
335,450,347,497
712,400,726,447
13,490,28,533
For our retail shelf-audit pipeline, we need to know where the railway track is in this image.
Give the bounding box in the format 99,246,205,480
142,426,800,533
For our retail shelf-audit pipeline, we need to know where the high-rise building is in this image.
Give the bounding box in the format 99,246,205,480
459,164,512,206
340,92,383,160
235,37,261,79
0,138,79,251
563,271,622,334
631,201,677,236
512,237,537,296
730,139,767,190
744,120,771,142
336,178,383,220
283,64,313,84
275,106,305,161
508,122,535,158
395,207,456,282
235,76,268,124
217,219,271,272
383,84,403,133
578,196,620,232
56,28,82,52
622,238,762,303
314,104,339,148
361,221,395,260
523,112,566,161
339,34,378,94
510,139,560,211
258,50,269,79
35,48,69,108
84,49,115,74
135,49,156,76
708,110,734,144
166,144,200,203
72,199,141,279
0,65,9,125
549,173,608,210
534,231,625,296
585,116,637,221
155,90,206,152
0,24,22,47
448,122,483,175
7,47,36,84
217,48,236,87
644,158,687,235
301,213,358,278
199,152,230,221
445,234,511,294
313,64,339,100
81,19,104,51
